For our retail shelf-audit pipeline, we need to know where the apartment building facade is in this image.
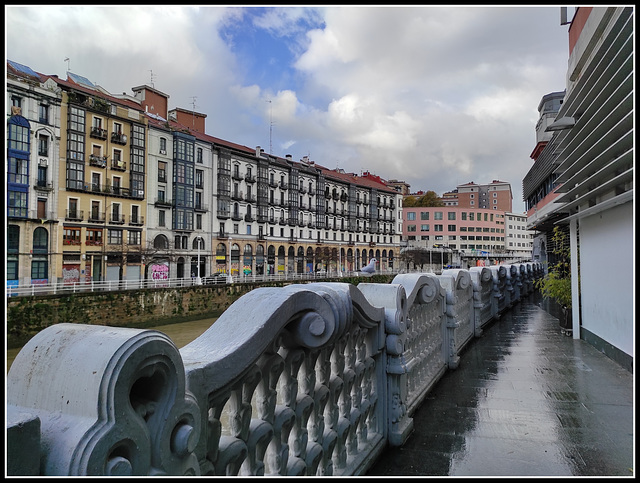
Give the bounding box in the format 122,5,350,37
6,63,403,286
402,206,506,253
504,212,534,260
7,61,62,288
441,180,514,212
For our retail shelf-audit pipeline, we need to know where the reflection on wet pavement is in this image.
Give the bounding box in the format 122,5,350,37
367,298,634,477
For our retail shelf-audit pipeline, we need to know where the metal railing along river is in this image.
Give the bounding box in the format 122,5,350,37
6,268,428,298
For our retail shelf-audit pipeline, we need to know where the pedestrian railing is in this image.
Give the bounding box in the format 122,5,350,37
6,262,542,476
6,269,407,298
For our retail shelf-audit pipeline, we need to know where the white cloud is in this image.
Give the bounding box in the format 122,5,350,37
5,5,570,211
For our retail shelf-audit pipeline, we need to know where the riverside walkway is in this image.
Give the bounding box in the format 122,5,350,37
367,295,634,477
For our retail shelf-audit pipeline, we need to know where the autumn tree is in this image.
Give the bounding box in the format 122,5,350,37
403,190,444,207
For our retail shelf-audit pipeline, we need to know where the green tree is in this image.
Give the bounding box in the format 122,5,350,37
536,226,572,308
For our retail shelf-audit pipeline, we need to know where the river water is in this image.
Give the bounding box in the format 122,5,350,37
6,317,218,373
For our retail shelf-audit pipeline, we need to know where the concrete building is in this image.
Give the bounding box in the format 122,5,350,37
504,212,534,260
522,7,633,370
400,205,534,268
455,180,513,212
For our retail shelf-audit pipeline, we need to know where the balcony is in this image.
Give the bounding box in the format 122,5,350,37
244,174,256,183
111,159,126,171
109,213,125,224
279,182,288,191
88,211,105,223
90,126,107,140
232,172,243,181
154,198,173,207
245,194,256,203
65,209,84,221
244,214,254,223
34,181,54,192
89,154,107,168
129,216,144,226
231,213,242,221
111,132,127,145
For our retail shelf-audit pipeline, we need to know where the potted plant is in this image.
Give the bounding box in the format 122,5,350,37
536,226,573,334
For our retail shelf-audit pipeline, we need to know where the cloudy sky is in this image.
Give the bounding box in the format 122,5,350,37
6,5,572,212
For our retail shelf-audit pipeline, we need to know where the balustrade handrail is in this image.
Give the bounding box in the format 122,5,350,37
7,263,541,477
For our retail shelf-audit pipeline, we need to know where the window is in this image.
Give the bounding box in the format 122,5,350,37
8,191,27,217
407,212,416,221
31,260,48,279
12,96,22,108
407,225,417,232
158,210,166,227
434,224,443,232
38,135,49,156
420,212,429,220
158,161,167,182
8,121,29,152
421,224,430,231
8,157,28,184
448,212,456,220
196,169,203,188
37,165,47,187
86,229,103,246
39,104,49,124
108,229,123,245
197,147,203,163
128,231,141,245
434,212,443,220
33,227,48,251
160,137,167,153
63,228,81,245
448,224,456,231
196,213,202,230
68,106,85,132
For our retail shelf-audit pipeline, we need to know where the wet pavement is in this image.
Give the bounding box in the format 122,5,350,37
367,295,634,477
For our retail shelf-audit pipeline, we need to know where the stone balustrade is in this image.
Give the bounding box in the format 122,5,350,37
7,263,542,476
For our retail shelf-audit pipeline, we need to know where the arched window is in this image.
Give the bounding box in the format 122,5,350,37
192,236,205,250
154,234,169,249
33,227,48,252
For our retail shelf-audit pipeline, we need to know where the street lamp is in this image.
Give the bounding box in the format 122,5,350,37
227,236,233,284
196,237,202,285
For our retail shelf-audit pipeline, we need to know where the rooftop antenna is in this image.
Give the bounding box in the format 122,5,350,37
64,57,70,72
149,69,156,89
267,100,273,154
191,96,197,127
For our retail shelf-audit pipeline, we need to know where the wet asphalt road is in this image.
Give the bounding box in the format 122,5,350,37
366,296,634,477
